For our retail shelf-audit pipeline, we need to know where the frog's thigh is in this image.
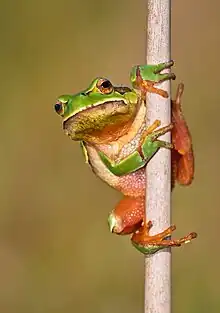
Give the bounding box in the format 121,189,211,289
110,196,145,234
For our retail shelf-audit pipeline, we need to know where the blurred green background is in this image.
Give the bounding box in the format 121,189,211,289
0,0,218,312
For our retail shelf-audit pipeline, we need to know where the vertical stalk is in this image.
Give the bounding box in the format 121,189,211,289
145,1,171,313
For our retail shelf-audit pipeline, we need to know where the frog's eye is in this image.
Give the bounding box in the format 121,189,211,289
97,79,113,94
54,101,65,116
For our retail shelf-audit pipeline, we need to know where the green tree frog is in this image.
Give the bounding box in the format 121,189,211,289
54,61,197,254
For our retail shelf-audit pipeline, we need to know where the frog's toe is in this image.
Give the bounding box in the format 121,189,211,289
156,72,176,84
164,59,174,69
168,72,176,80
153,60,175,74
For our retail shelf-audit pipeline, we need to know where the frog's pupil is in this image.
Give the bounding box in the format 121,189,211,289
102,80,111,89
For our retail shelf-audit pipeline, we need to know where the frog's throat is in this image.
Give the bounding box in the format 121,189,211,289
62,100,135,142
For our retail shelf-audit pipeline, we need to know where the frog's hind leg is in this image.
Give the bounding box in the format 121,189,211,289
109,195,198,255
171,83,194,186
108,196,145,235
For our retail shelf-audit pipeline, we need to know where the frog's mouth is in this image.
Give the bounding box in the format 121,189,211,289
63,100,135,143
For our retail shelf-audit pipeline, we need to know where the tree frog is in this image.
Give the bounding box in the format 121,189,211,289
54,61,197,254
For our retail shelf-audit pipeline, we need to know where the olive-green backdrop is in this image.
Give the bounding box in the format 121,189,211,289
0,0,218,312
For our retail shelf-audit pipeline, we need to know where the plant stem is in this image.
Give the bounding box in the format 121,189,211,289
145,1,171,313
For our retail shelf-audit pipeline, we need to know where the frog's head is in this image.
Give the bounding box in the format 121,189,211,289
54,78,138,144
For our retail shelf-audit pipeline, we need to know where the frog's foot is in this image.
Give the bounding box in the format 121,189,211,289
108,196,145,235
149,122,174,149
171,83,194,186
131,220,198,255
149,60,176,84
139,121,174,159
140,120,173,144
133,60,176,99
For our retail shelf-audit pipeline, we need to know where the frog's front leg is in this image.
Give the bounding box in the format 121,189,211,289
139,122,173,160
130,60,176,99
98,120,173,177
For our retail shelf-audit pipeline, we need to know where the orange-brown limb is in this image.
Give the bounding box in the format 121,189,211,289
171,83,194,186
131,220,197,248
